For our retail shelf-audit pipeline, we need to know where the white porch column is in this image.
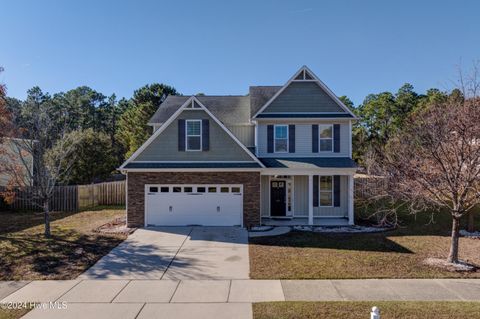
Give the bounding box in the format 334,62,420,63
348,174,354,225
308,174,314,225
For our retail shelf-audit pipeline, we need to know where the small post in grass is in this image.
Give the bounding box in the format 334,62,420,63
371,306,380,319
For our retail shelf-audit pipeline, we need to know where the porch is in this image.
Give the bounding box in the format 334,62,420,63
260,170,355,226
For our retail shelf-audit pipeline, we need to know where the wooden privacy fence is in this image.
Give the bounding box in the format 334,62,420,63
78,181,126,208
2,178,382,212
0,180,126,212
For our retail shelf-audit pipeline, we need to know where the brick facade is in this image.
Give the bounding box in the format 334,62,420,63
127,171,261,228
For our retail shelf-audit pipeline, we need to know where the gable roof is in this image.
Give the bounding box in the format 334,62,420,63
252,66,357,119
120,96,265,170
249,86,282,117
148,95,251,125
148,66,355,125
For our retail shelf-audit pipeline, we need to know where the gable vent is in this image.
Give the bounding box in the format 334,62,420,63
293,69,315,81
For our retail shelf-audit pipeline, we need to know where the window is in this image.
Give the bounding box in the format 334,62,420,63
274,125,288,153
319,124,333,152
231,187,241,193
173,187,181,193
160,187,169,193
183,186,193,193
208,187,217,193
319,176,333,206
220,187,229,193
197,187,206,193
287,180,293,213
149,187,158,193
186,120,202,151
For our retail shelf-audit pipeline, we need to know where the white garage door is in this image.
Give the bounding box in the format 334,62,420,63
145,184,243,226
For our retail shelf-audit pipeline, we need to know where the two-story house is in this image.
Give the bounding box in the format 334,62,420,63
120,66,357,228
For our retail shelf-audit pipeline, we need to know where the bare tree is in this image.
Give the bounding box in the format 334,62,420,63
0,67,15,182
377,69,480,264
9,89,79,238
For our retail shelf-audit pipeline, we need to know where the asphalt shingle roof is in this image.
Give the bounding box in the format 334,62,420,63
149,95,251,125
256,113,354,119
259,157,357,169
148,86,282,125
249,86,282,117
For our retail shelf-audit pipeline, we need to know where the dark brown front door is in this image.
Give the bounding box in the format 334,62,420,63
270,180,286,217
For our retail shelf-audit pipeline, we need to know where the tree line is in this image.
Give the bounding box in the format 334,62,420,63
4,83,177,184
4,79,462,185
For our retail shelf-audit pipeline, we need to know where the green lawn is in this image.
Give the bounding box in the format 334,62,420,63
250,209,480,279
253,302,480,319
0,208,127,280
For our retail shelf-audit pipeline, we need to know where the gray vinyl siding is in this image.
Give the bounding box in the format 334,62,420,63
257,122,350,157
314,175,348,217
259,175,348,217
262,82,346,114
261,175,270,217
226,125,255,147
293,176,308,216
135,110,254,162
290,175,348,218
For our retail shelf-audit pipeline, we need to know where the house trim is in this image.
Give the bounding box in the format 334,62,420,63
122,168,263,173
273,124,289,154
120,96,265,169
185,119,202,152
252,66,358,119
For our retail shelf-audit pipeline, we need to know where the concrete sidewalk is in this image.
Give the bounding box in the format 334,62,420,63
1,279,480,318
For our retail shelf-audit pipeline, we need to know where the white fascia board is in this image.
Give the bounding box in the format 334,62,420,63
252,65,358,119
260,167,357,176
192,97,265,168
121,167,356,175
119,97,195,169
130,161,258,163
120,168,262,173
302,65,358,119
119,96,265,170
252,67,304,118
255,118,353,123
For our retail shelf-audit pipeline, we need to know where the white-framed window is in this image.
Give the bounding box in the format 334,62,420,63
274,125,288,153
319,124,333,152
186,119,202,151
319,176,333,207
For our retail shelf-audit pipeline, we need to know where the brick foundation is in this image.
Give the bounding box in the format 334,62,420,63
127,171,260,228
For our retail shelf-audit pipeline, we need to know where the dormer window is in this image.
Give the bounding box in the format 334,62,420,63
186,120,202,151
274,125,288,153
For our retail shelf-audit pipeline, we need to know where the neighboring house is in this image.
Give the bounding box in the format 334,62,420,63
0,138,33,187
120,66,357,228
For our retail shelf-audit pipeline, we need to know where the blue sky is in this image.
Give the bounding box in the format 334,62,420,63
1,0,479,105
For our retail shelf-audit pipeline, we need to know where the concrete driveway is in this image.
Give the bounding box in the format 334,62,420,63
79,227,250,280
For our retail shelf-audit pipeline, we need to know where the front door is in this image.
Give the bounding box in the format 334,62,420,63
270,180,286,217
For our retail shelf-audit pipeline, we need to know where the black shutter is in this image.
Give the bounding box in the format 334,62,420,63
202,119,209,151
334,124,340,153
312,125,319,153
178,119,185,151
313,175,319,207
334,175,341,207
288,125,295,153
267,125,274,153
